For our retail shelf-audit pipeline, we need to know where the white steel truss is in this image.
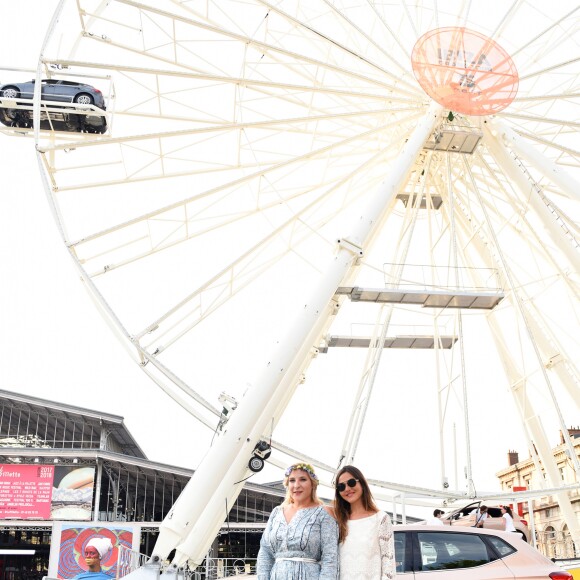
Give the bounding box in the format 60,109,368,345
1,0,578,569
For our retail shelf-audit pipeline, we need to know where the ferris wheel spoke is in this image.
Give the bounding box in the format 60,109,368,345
498,112,580,129
253,0,422,94
508,5,579,60
29,0,579,527
518,56,580,82
509,129,579,159
63,110,421,269
107,0,416,96
135,140,406,349
43,106,419,155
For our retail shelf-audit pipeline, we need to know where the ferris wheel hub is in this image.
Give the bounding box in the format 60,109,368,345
411,27,519,116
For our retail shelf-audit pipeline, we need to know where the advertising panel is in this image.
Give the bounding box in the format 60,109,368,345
0,463,54,519
51,465,95,520
0,463,95,520
49,523,139,579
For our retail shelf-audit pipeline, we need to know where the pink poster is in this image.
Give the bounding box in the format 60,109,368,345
0,463,55,518
58,525,134,578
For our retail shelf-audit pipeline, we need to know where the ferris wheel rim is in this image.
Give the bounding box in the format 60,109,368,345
30,0,580,503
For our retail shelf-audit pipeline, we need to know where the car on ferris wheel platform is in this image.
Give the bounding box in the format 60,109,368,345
0,78,107,133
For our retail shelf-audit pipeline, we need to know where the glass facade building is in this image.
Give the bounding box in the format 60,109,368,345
0,388,407,579
0,388,286,579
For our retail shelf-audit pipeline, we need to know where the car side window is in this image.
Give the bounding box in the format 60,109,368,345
417,532,491,570
485,535,517,557
394,531,411,573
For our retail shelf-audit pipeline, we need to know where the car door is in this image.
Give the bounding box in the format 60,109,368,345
394,531,415,577
445,500,480,527
412,531,515,579
41,80,62,102
482,507,507,532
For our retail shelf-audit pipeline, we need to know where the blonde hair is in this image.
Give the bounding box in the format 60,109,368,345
282,463,323,507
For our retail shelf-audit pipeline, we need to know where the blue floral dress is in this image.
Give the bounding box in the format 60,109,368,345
257,505,339,580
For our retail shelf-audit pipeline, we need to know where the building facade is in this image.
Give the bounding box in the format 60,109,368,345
496,428,580,559
0,388,409,579
0,389,287,579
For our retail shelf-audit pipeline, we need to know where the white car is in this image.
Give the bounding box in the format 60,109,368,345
244,525,572,578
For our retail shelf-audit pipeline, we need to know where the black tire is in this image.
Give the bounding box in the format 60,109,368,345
1,86,20,99
248,456,265,473
74,93,94,105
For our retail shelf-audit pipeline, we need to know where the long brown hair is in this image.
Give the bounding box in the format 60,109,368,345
333,465,378,542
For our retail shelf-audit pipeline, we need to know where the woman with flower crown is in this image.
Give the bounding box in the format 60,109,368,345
257,462,339,579
333,465,396,579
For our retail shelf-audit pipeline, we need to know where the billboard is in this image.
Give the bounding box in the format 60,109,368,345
0,463,95,520
0,464,54,519
49,523,139,579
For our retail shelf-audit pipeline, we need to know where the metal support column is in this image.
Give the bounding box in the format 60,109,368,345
150,103,443,569
451,175,580,549
482,125,580,274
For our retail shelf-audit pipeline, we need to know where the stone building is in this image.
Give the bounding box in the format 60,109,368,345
496,428,580,559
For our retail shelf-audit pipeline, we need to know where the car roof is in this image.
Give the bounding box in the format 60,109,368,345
395,523,523,540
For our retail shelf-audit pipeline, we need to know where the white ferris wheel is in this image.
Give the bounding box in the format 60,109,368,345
3,0,578,569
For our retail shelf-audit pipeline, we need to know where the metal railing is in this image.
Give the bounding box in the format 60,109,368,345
115,546,257,579
194,558,257,578
117,544,151,578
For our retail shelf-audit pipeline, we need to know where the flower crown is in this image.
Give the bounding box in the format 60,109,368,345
284,462,318,481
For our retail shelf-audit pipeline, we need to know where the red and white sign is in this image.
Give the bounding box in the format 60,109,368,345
0,464,55,519
411,27,519,115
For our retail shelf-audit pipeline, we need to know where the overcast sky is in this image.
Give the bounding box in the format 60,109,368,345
1,1,577,520
0,1,208,470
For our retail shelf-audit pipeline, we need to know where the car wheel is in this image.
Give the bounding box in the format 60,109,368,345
2,86,20,99
74,93,94,105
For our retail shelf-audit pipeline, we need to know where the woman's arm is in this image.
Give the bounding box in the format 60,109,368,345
319,511,340,580
257,506,279,580
378,512,397,579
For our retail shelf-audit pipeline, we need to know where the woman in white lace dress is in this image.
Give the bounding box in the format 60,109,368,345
333,465,396,579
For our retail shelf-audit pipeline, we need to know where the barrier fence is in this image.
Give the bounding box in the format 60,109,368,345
115,546,257,579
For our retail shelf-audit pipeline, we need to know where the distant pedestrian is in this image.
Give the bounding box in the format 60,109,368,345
426,509,445,526
501,505,517,532
474,505,489,528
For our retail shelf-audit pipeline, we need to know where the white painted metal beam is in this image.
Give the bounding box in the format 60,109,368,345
487,117,580,203
482,124,580,274
147,102,442,569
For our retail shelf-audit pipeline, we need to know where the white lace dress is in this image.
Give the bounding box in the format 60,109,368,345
339,511,396,579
